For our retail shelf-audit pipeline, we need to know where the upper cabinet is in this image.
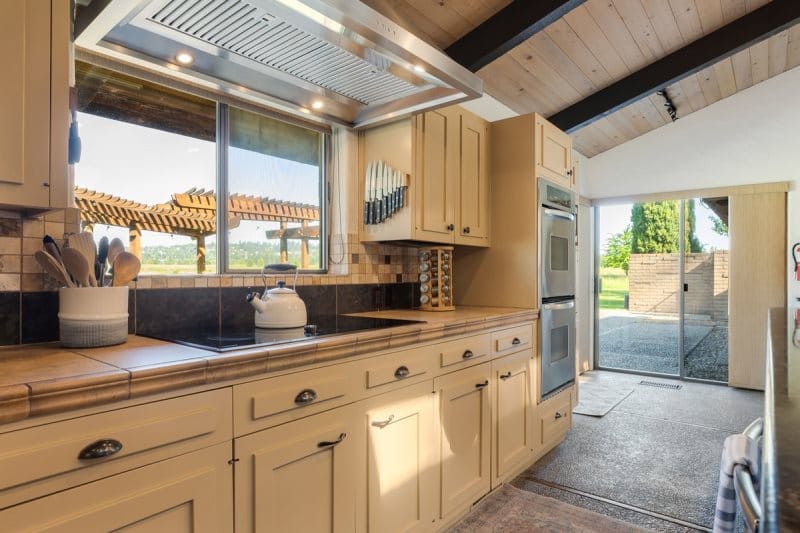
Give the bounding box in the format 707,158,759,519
359,105,490,247
0,0,70,210
534,115,573,190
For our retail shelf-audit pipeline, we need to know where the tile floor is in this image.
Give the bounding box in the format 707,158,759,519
512,370,763,531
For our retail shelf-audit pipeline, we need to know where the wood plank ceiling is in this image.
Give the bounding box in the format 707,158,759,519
363,0,800,157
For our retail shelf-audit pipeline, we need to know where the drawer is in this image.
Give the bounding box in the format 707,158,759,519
439,334,490,368
234,361,361,436
0,388,232,510
539,390,572,446
492,323,534,355
365,346,434,390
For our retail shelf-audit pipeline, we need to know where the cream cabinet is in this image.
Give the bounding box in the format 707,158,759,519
0,443,233,532
491,349,535,487
234,404,361,533
534,114,573,190
434,362,491,523
360,105,490,247
0,0,70,210
365,380,439,533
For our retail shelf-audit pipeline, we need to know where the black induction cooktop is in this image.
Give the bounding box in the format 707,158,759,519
141,315,423,352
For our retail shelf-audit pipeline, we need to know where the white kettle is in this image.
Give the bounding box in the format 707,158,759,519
247,264,307,329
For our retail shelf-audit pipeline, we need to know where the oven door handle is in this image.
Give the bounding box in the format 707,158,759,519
543,208,575,221
542,301,575,311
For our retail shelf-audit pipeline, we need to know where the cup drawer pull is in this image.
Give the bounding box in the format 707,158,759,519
294,389,318,404
555,412,563,420
394,366,410,379
512,337,521,345
78,439,123,460
462,350,474,359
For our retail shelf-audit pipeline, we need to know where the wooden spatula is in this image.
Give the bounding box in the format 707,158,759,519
112,252,141,287
68,232,98,287
34,251,75,288
61,247,92,288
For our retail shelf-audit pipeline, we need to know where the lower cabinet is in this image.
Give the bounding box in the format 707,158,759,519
434,362,491,522
492,350,535,487
0,443,233,532
365,380,439,533
234,404,361,533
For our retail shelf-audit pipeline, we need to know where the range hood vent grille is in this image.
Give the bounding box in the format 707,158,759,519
149,0,421,105
75,0,482,127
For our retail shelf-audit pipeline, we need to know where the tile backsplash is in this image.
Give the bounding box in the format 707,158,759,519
0,210,422,346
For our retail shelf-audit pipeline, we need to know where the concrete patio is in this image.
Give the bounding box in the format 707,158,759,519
598,309,728,382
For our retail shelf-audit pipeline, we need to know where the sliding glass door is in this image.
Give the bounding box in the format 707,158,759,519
595,198,729,383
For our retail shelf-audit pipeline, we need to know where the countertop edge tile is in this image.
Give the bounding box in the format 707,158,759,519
27,370,131,418
128,359,209,399
0,384,30,424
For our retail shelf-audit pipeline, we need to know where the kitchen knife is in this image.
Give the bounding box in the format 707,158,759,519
392,169,400,215
399,172,407,208
364,161,373,225
372,161,380,224
374,161,383,223
381,162,389,221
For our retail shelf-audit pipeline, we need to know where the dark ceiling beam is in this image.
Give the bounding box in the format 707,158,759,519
549,0,800,133
445,0,586,72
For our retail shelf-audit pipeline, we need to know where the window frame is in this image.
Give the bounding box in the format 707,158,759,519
73,60,330,275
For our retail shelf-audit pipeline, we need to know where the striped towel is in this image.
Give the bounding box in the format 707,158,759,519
713,433,760,532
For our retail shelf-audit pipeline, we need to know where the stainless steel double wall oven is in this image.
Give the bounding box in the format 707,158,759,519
539,179,576,397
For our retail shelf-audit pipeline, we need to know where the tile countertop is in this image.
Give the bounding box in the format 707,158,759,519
0,306,536,426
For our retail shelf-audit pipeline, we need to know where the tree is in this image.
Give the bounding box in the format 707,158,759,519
711,216,728,236
631,200,703,254
602,227,632,272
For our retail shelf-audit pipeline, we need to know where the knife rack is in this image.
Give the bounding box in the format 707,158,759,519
418,247,454,311
363,160,408,225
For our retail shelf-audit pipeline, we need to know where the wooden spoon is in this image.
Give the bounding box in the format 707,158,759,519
107,238,125,272
112,252,141,287
61,247,92,288
68,232,98,287
34,251,74,288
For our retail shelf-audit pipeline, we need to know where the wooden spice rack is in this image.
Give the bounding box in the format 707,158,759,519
418,246,454,311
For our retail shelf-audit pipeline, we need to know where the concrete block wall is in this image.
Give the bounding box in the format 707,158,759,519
628,252,728,320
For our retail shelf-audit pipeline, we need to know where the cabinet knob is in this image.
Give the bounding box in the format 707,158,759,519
446,224,455,231
78,439,123,460
394,366,410,379
499,371,513,380
463,226,471,234
294,388,318,404
567,169,573,176
318,432,347,448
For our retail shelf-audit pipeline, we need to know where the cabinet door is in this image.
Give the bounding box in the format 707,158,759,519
0,443,233,532
414,107,458,243
456,112,490,246
235,405,360,533
434,363,491,521
492,350,534,487
366,381,438,533
535,116,572,189
0,0,52,207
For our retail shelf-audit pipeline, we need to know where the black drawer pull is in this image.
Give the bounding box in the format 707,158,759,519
462,350,474,359
555,412,563,419
475,380,489,389
294,389,318,404
395,366,410,379
318,433,347,448
512,337,521,345
78,439,123,460
499,371,512,380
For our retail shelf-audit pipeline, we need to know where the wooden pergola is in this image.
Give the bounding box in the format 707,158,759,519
74,187,320,273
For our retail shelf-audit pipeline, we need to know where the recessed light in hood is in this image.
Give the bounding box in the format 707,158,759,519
75,0,483,128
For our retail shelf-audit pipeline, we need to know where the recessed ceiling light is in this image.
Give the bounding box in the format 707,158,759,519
176,52,194,65
311,100,324,110
413,65,425,73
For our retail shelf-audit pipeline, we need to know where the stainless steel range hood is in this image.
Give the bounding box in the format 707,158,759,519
75,0,483,128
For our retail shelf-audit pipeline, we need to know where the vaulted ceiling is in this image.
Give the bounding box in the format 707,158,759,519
363,0,800,157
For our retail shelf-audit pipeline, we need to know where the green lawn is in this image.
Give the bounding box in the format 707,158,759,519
599,267,629,309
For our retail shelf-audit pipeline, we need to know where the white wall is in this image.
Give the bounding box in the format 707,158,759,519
587,65,800,303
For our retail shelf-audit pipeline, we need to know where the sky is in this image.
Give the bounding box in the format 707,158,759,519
75,112,320,248
597,200,729,254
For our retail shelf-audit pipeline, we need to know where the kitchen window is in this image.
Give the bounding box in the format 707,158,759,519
74,61,327,275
